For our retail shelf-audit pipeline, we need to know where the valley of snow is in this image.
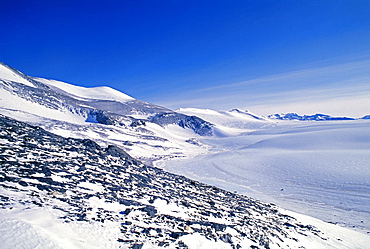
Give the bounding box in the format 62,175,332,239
160,108,370,235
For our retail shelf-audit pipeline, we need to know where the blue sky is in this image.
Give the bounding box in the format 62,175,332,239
1,1,370,116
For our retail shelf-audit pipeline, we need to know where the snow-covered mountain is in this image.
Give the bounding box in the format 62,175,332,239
0,62,213,164
268,113,356,121
1,62,370,248
0,62,214,128
1,114,368,248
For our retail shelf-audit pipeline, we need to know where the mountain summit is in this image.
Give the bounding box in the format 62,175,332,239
268,113,356,121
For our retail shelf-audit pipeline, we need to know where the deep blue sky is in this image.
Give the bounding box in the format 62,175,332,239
1,0,370,115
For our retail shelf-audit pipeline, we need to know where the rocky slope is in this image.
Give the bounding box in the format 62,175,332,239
0,114,338,248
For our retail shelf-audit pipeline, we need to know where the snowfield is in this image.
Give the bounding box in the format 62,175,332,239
160,118,370,235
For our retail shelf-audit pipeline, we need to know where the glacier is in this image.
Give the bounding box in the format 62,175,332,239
164,108,370,234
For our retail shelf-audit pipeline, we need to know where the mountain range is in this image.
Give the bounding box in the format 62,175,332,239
267,113,369,121
1,62,369,248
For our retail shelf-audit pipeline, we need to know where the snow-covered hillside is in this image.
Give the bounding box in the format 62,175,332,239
1,62,370,248
1,114,369,249
0,63,213,164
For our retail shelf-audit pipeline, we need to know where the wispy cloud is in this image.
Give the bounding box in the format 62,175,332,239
247,87,370,117
157,58,370,117
195,58,370,92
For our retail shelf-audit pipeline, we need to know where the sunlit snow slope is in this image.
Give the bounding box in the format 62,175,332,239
35,77,135,102
0,62,35,87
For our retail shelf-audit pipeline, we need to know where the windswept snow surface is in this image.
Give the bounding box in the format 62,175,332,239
161,119,370,234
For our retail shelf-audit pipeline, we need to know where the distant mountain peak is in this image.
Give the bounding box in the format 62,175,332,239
268,113,356,121
229,108,245,113
229,108,266,121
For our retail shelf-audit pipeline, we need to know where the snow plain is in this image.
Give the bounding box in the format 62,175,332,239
160,112,370,235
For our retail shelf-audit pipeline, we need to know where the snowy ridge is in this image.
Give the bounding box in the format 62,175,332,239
0,63,213,163
1,114,369,249
0,62,35,87
35,77,134,103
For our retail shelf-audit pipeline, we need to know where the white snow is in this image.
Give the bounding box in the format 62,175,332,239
162,119,370,235
35,77,134,102
177,107,273,136
77,181,105,193
177,108,266,126
0,88,86,124
180,233,233,249
87,196,126,212
51,174,72,183
281,209,370,249
0,63,35,87
2,205,368,249
0,207,122,249
152,199,193,219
